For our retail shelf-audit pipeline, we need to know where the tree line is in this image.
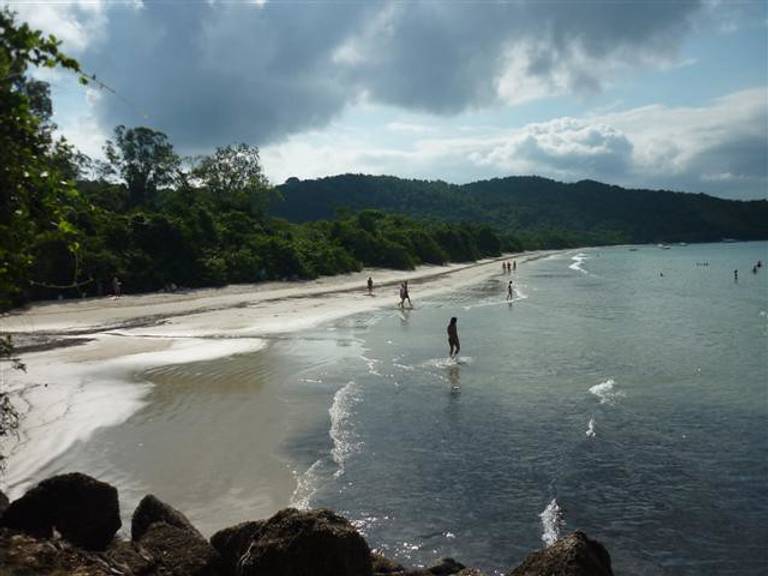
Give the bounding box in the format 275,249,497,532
1,9,516,310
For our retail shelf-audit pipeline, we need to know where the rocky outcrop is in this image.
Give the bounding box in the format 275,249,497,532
508,531,614,576
0,472,615,576
138,521,223,576
130,494,222,575
0,472,121,550
131,493,203,541
210,520,265,574
237,507,372,576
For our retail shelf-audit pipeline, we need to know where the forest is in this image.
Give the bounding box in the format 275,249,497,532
274,174,768,247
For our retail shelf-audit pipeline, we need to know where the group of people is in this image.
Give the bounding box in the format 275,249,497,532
735,259,763,282
365,258,522,360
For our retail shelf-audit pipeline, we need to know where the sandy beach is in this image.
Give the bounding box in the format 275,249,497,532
0,252,545,521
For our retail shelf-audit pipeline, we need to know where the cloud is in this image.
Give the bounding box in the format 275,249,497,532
262,89,767,199
9,0,707,149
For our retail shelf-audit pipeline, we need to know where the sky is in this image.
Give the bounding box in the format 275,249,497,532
7,0,768,199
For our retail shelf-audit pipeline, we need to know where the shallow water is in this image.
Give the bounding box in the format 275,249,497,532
285,242,768,575
18,242,768,574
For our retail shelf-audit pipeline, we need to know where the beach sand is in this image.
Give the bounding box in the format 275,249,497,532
0,252,545,524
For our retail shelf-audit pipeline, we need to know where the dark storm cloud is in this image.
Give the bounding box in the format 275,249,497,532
81,0,704,150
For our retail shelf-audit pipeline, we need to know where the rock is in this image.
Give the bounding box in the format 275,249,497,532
0,472,121,550
403,557,467,576
211,520,264,575
426,558,466,575
372,552,406,574
138,521,223,576
132,493,203,541
0,489,8,516
0,527,152,576
507,531,614,576
237,507,372,576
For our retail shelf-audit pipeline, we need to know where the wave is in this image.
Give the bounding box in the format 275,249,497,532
540,498,564,547
589,379,624,405
421,356,474,369
360,355,382,377
586,418,596,438
290,459,325,510
569,253,590,275
329,380,363,477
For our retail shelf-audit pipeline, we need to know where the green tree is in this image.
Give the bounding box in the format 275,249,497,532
102,125,181,209
0,8,88,309
192,143,276,217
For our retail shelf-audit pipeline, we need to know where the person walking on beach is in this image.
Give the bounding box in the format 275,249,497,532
112,275,122,299
507,280,514,301
447,317,460,358
367,276,374,295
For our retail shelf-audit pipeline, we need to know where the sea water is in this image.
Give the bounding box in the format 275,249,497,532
16,242,767,575
283,242,767,575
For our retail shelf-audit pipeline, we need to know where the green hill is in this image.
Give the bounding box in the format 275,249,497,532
273,175,768,246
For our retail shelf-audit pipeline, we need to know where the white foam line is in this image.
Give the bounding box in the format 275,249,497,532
540,498,565,547
329,380,363,478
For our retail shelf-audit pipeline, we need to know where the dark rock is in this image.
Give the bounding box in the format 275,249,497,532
139,521,223,576
0,526,152,576
507,531,614,576
0,472,121,550
404,557,467,576
0,489,8,516
211,520,264,575
132,493,203,541
372,552,406,574
427,558,466,575
237,507,372,576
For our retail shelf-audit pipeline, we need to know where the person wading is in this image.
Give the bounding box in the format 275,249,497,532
447,316,460,358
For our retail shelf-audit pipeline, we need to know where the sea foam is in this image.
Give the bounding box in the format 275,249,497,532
589,379,624,405
329,380,363,477
540,498,564,547
586,418,596,438
569,253,590,274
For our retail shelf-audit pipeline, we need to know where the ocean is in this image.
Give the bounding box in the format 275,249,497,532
22,241,767,575
281,241,768,574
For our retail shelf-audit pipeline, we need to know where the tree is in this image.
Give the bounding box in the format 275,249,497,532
192,143,276,217
102,125,181,208
0,8,88,309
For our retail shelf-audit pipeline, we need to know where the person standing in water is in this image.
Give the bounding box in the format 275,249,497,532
512,260,517,272
367,276,374,295
402,280,413,308
734,269,738,283
507,280,514,301
447,317,460,358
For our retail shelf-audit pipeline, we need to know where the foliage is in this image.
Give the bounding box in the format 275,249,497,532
102,125,181,209
273,174,768,245
0,8,89,309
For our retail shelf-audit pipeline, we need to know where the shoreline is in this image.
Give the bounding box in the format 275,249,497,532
0,250,554,505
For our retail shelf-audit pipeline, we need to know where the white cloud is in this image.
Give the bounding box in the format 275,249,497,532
6,0,108,53
262,88,767,199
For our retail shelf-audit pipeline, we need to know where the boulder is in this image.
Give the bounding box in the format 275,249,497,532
404,558,467,576
0,489,8,516
211,520,264,575
138,521,223,576
132,493,203,541
507,531,613,576
0,472,120,550
372,552,406,574
237,507,372,576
